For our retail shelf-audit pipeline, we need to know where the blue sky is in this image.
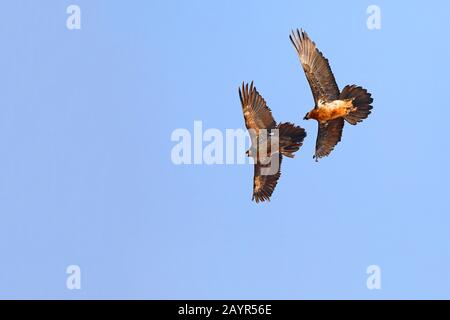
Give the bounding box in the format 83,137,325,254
0,0,449,299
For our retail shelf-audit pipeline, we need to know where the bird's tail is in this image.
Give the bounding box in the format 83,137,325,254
277,122,306,158
340,85,373,125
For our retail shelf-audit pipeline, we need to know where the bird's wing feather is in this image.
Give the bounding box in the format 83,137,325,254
252,153,282,203
290,29,340,103
239,82,277,139
315,118,344,160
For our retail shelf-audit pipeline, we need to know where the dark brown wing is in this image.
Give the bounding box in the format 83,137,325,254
290,29,340,103
314,119,344,160
239,82,277,136
252,153,282,203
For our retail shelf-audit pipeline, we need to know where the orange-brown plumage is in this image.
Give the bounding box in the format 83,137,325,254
307,99,355,122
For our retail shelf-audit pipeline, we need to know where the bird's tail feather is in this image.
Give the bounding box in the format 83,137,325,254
340,85,373,125
277,122,306,158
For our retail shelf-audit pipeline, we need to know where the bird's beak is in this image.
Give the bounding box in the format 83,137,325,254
303,115,308,120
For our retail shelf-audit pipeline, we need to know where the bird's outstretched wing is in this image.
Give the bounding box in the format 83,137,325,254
239,82,276,145
253,153,282,203
315,119,344,160
290,29,340,103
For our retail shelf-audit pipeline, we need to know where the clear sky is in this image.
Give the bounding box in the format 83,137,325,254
0,0,449,299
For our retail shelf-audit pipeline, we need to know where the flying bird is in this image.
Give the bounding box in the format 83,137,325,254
239,82,306,203
290,29,373,160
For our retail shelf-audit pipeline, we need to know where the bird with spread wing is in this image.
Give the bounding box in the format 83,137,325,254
239,82,306,203
290,29,373,161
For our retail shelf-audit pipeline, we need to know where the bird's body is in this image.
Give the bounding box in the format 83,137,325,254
239,82,306,203
308,99,355,122
290,29,373,160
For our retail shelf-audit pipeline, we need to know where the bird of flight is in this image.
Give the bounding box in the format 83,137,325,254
290,29,373,160
239,29,373,202
239,82,306,203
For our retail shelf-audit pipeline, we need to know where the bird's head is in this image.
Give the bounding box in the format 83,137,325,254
246,148,256,158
